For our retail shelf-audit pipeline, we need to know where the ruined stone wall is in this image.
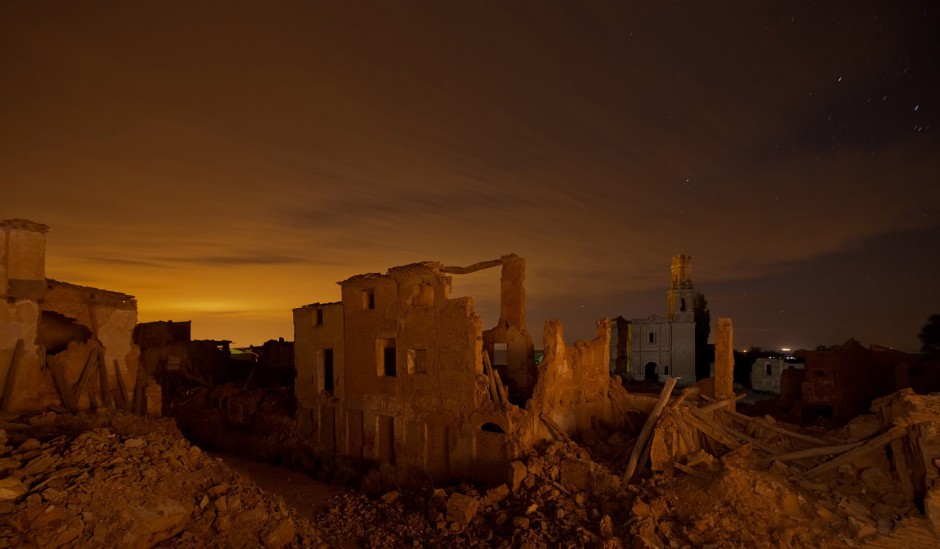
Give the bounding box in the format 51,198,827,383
134,321,191,378
516,319,624,449
293,302,344,454
0,282,139,412
801,341,917,421
481,255,534,402
751,357,805,393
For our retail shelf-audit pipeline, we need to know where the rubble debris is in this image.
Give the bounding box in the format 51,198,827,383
0,409,325,547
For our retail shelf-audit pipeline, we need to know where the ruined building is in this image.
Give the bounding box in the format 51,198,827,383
0,219,157,414
611,255,696,384
750,354,805,393
294,254,639,484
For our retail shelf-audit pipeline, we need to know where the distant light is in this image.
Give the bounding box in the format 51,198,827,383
781,347,791,352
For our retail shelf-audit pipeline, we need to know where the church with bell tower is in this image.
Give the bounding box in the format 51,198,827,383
617,255,697,386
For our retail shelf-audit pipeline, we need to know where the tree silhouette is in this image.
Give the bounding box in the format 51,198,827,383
919,314,940,354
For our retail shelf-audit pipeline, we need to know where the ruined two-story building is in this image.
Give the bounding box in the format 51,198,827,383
293,254,636,484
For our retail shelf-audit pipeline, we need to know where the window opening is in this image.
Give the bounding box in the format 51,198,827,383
407,349,428,374
377,338,396,377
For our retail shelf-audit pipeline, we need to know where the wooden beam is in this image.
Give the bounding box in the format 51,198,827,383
1,339,24,412
717,421,778,454
539,413,572,443
684,408,741,450
674,461,710,479
48,357,77,411
670,386,700,409
806,424,908,478
97,347,115,408
71,347,98,402
481,351,500,403
440,258,503,275
492,368,508,404
133,360,146,415
721,409,828,446
772,441,863,462
112,360,130,411
622,376,678,483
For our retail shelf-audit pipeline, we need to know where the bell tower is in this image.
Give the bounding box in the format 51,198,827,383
667,254,694,322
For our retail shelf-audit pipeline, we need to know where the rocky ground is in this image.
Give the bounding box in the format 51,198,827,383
1,386,939,548
0,410,324,548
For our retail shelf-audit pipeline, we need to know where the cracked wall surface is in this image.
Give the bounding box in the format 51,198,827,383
293,256,643,484
0,219,144,413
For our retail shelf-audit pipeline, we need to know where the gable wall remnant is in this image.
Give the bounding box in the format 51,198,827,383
0,219,148,414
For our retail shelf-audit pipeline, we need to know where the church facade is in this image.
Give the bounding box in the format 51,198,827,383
613,255,697,386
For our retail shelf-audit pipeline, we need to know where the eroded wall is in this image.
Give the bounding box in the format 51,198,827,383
0,220,143,414
510,319,629,452
292,257,645,485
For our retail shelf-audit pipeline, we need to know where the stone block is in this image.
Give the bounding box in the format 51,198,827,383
484,484,509,506
445,492,479,525
508,460,527,492
559,456,594,491
0,478,27,500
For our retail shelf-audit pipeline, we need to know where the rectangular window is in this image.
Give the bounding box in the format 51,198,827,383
377,338,396,377
766,363,772,376
362,289,375,310
493,342,508,366
323,348,334,393
648,332,656,344
407,349,428,374
316,308,324,326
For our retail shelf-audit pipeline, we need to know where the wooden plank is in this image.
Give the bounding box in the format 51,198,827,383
670,386,700,409
674,411,698,454
112,360,130,411
481,351,499,403
716,421,778,453
806,424,908,478
492,365,509,404
97,347,114,408
1,339,24,412
772,441,864,462
71,347,99,401
48,357,77,411
133,360,146,415
539,413,572,443
701,396,743,414
684,408,741,450
622,377,678,483
674,461,710,479
721,408,828,446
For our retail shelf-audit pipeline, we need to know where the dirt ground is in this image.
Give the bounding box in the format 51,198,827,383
2,385,939,548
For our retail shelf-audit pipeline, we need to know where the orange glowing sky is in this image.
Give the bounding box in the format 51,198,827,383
3,2,939,350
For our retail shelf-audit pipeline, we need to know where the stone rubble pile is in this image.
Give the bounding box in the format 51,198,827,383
3,388,939,547
0,410,326,548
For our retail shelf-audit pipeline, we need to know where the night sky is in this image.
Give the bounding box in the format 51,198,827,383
3,2,939,351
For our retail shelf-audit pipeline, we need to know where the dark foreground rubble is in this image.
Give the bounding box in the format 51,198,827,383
3,387,940,548
0,410,326,548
